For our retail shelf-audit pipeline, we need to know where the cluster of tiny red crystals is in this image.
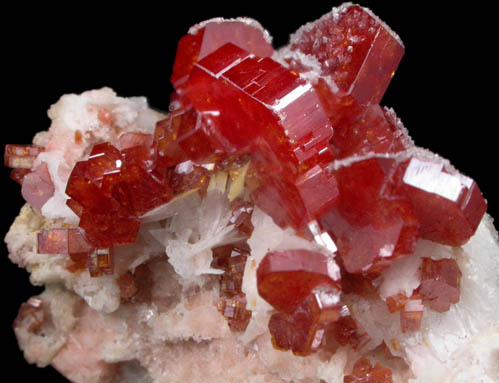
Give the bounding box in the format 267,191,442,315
212,244,252,332
343,357,393,383
4,3,489,366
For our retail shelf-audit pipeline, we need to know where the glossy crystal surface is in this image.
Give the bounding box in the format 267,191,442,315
4,3,491,370
320,158,421,273
257,249,341,314
289,4,404,106
171,18,273,87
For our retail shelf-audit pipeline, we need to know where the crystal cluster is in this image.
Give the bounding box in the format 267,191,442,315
4,3,497,383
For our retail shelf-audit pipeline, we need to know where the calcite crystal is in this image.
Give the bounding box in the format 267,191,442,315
4,3,499,383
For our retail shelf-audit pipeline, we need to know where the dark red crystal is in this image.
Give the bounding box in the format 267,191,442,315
171,19,273,87
331,305,370,351
320,158,421,273
344,357,393,383
257,249,341,314
394,156,487,246
289,4,404,106
268,295,330,356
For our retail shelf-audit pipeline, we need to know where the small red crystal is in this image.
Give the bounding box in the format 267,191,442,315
170,160,212,196
385,292,409,314
228,199,254,237
217,293,252,332
4,144,44,169
37,227,92,255
257,249,341,314
331,305,370,351
417,258,462,312
88,247,114,277
400,295,424,333
344,357,393,383
268,295,331,356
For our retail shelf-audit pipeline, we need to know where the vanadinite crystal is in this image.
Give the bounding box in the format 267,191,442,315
4,4,493,381
343,357,393,383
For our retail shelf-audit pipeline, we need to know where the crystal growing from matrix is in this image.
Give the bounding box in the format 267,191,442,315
4,3,497,383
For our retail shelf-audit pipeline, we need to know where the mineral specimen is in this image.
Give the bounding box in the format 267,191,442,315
4,3,499,383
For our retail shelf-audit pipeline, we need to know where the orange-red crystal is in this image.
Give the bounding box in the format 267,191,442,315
344,357,393,383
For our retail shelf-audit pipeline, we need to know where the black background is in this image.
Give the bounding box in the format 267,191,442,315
2,2,497,381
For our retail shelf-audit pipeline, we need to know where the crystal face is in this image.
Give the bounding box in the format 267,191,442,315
289,4,404,106
4,3,495,382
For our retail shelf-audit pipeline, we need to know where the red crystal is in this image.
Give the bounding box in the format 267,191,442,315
417,258,462,312
170,160,212,196
212,244,249,297
400,295,424,333
10,168,31,184
251,178,308,230
86,142,122,187
268,295,330,356
117,273,138,300
385,292,409,314
79,208,140,248
344,357,393,383
228,199,254,237
180,43,334,170
88,247,114,277
110,162,172,217
37,227,92,255
212,244,252,332
331,305,370,351
289,4,404,106
330,105,412,159
320,158,420,273
217,293,252,332
66,198,84,217
394,156,487,246
257,249,341,314
4,144,44,169
171,19,273,87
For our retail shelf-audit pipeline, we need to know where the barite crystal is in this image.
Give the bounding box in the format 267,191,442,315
3,3,498,383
